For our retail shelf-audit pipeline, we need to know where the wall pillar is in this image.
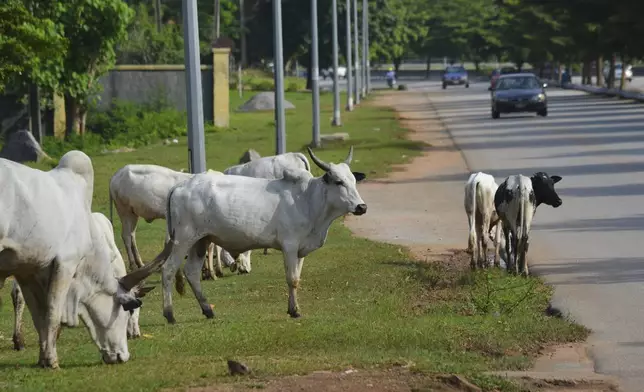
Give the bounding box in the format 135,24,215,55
212,48,230,128
53,93,66,139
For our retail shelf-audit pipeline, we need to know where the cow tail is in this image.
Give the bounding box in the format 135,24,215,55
175,270,186,296
165,183,186,295
109,189,114,224
468,181,478,248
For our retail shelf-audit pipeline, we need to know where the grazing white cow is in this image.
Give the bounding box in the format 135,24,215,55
108,164,249,278
494,172,562,276
0,151,170,368
224,151,311,256
160,146,366,324
223,151,310,178
10,212,144,351
464,172,503,269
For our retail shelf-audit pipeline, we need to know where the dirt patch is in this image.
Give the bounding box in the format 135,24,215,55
173,369,479,392
345,91,470,253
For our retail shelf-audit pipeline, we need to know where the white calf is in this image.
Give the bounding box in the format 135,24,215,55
464,172,503,269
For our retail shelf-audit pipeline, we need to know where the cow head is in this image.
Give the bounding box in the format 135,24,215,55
70,229,174,365
530,172,563,208
307,146,368,216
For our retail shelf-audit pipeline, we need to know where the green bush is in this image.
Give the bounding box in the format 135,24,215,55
86,99,186,149
229,67,306,92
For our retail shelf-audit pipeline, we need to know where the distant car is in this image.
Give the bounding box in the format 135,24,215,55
603,63,633,83
490,73,548,119
489,66,518,91
442,65,469,89
321,66,347,80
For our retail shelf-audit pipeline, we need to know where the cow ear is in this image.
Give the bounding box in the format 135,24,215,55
550,175,562,184
353,172,366,182
135,285,156,299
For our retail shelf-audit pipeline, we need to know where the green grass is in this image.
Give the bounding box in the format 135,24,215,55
0,91,587,392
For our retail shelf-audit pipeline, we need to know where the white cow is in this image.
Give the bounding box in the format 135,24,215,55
108,164,250,278
223,151,310,178
159,147,367,324
10,212,144,351
464,172,503,269
0,151,171,368
494,172,562,276
224,151,311,256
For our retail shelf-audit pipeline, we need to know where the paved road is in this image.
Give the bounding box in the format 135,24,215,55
571,76,644,92
410,80,644,392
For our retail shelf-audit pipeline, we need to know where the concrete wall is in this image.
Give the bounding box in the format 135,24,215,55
97,65,214,122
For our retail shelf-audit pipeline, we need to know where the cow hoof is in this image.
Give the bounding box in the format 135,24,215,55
202,307,215,319
38,358,59,369
12,335,24,351
287,310,301,318
163,311,176,324
238,270,249,275
215,270,224,278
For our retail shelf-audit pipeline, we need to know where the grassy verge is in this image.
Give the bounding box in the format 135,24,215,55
0,90,587,392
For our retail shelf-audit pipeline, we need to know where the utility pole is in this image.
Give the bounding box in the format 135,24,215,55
155,0,162,32
345,0,353,111
361,0,367,98
240,0,247,66
364,0,370,94
331,0,341,126
214,0,220,39
273,0,287,154
183,0,206,173
311,0,321,147
353,0,360,105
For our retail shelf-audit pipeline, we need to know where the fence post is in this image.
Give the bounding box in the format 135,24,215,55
212,47,231,128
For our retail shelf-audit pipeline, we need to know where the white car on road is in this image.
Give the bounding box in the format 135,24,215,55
321,66,347,80
603,63,633,83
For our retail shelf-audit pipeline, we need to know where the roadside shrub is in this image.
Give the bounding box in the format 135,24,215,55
86,99,187,149
286,81,300,92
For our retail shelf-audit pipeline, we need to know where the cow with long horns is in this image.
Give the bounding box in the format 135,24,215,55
159,147,367,323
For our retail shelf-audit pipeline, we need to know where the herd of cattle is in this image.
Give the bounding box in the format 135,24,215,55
0,143,563,369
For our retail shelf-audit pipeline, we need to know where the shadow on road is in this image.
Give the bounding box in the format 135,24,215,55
531,256,644,285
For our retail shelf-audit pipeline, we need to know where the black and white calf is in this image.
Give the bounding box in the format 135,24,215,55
494,172,562,276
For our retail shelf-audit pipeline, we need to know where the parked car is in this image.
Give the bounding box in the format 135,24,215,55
489,66,518,91
603,63,633,83
321,66,347,80
490,73,548,119
442,65,469,89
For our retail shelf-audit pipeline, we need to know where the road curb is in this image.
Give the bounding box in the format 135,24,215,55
548,79,644,102
486,343,623,391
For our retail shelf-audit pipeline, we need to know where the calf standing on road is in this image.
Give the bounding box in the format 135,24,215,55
464,172,503,269
494,172,563,276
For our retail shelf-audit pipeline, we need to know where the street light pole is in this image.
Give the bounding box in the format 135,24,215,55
311,0,321,147
331,0,342,126
345,0,353,111
183,0,206,174
273,0,286,154
353,0,360,105
364,0,371,94
361,0,367,98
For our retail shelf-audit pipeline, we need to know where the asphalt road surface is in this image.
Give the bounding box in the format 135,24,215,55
571,76,644,92
410,79,644,392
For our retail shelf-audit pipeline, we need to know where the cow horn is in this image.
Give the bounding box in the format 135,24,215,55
307,147,331,172
119,230,175,291
343,146,354,165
